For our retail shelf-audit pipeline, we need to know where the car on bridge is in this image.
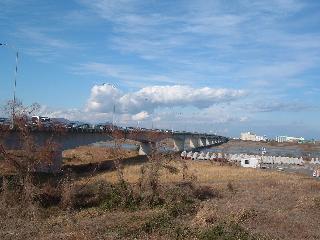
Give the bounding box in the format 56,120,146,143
31,116,53,130
93,124,106,131
126,126,138,132
92,123,113,132
65,122,88,131
0,117,11,129
0,117,10,125
77,123,91,131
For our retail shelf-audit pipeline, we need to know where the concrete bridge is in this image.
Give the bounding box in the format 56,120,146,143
1,128,228,172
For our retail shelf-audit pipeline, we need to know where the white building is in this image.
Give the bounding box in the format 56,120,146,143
240,157,260,168
275,136,304,143
256,135,267,141
240,132,267,142
240,132,256,141
287,136,304,142
275,136,287,143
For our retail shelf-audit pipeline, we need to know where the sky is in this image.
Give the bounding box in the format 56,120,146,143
0,0,319,139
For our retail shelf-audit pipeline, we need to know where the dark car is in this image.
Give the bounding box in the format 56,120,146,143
66,122,81,129
77,123,92,131
0,117,11,129
0,117,10,125
94,124,105,131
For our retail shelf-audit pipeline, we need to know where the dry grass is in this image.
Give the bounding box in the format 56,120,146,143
79,160,299,184
71,160,320,240
0,162,15,175
2,157,320,239
63,146,138,165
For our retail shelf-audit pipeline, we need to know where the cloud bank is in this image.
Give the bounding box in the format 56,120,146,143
86,84,247,115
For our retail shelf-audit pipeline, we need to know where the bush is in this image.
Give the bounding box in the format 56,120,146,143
193,185,220,201
100,181,140,211
227,181,236,193
313,196,320,209
199,222,257,240
167,199,197,218
143,211,173,234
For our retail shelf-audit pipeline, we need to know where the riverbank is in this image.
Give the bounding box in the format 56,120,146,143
206,139,320,158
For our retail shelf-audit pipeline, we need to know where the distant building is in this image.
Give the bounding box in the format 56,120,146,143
240,132,267,142
240,157,260,168
256,135,267,142
275,136,287,143
275,136,305,143
240,132,256,141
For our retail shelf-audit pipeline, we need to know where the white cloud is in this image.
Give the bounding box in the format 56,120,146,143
18,27,72,49
86,84,247,114
86,83,121,112
240,116,249,122
132,111,149,121
73,62,176,86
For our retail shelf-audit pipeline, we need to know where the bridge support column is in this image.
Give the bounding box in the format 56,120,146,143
173,137,185,151
199,137,206,147
188,137,199,149
138,142,154,155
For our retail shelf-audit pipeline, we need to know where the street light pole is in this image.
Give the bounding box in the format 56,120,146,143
0,43,19,127
112,103,115,130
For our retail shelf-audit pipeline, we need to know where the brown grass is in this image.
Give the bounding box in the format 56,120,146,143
71,160,320,239
2,156,320,239
79,160,299,184
62,146,138,165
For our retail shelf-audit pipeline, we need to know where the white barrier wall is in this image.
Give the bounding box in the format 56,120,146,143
183,151,311,166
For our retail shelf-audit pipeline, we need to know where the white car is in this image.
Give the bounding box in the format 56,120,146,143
192,152,199,160
186,151,193,159
205,152,211,160
313,169,320,177
197,152,205,160
180,151,187,158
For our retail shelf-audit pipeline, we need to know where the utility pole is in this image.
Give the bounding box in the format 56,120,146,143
112,103,115,130
0,43,19,128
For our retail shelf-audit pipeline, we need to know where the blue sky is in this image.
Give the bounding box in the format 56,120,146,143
0,0,319,139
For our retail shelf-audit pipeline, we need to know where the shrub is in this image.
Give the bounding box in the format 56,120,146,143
199,222,256,240
100,181,140,211
167,199,197,218
143,211,173,234
313,196,320,209
193,185,220,201
227,181,236,193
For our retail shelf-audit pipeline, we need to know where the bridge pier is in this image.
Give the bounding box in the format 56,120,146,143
173,137,185,151
138,142,154,155
199,137,206,147
187,137,199,149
